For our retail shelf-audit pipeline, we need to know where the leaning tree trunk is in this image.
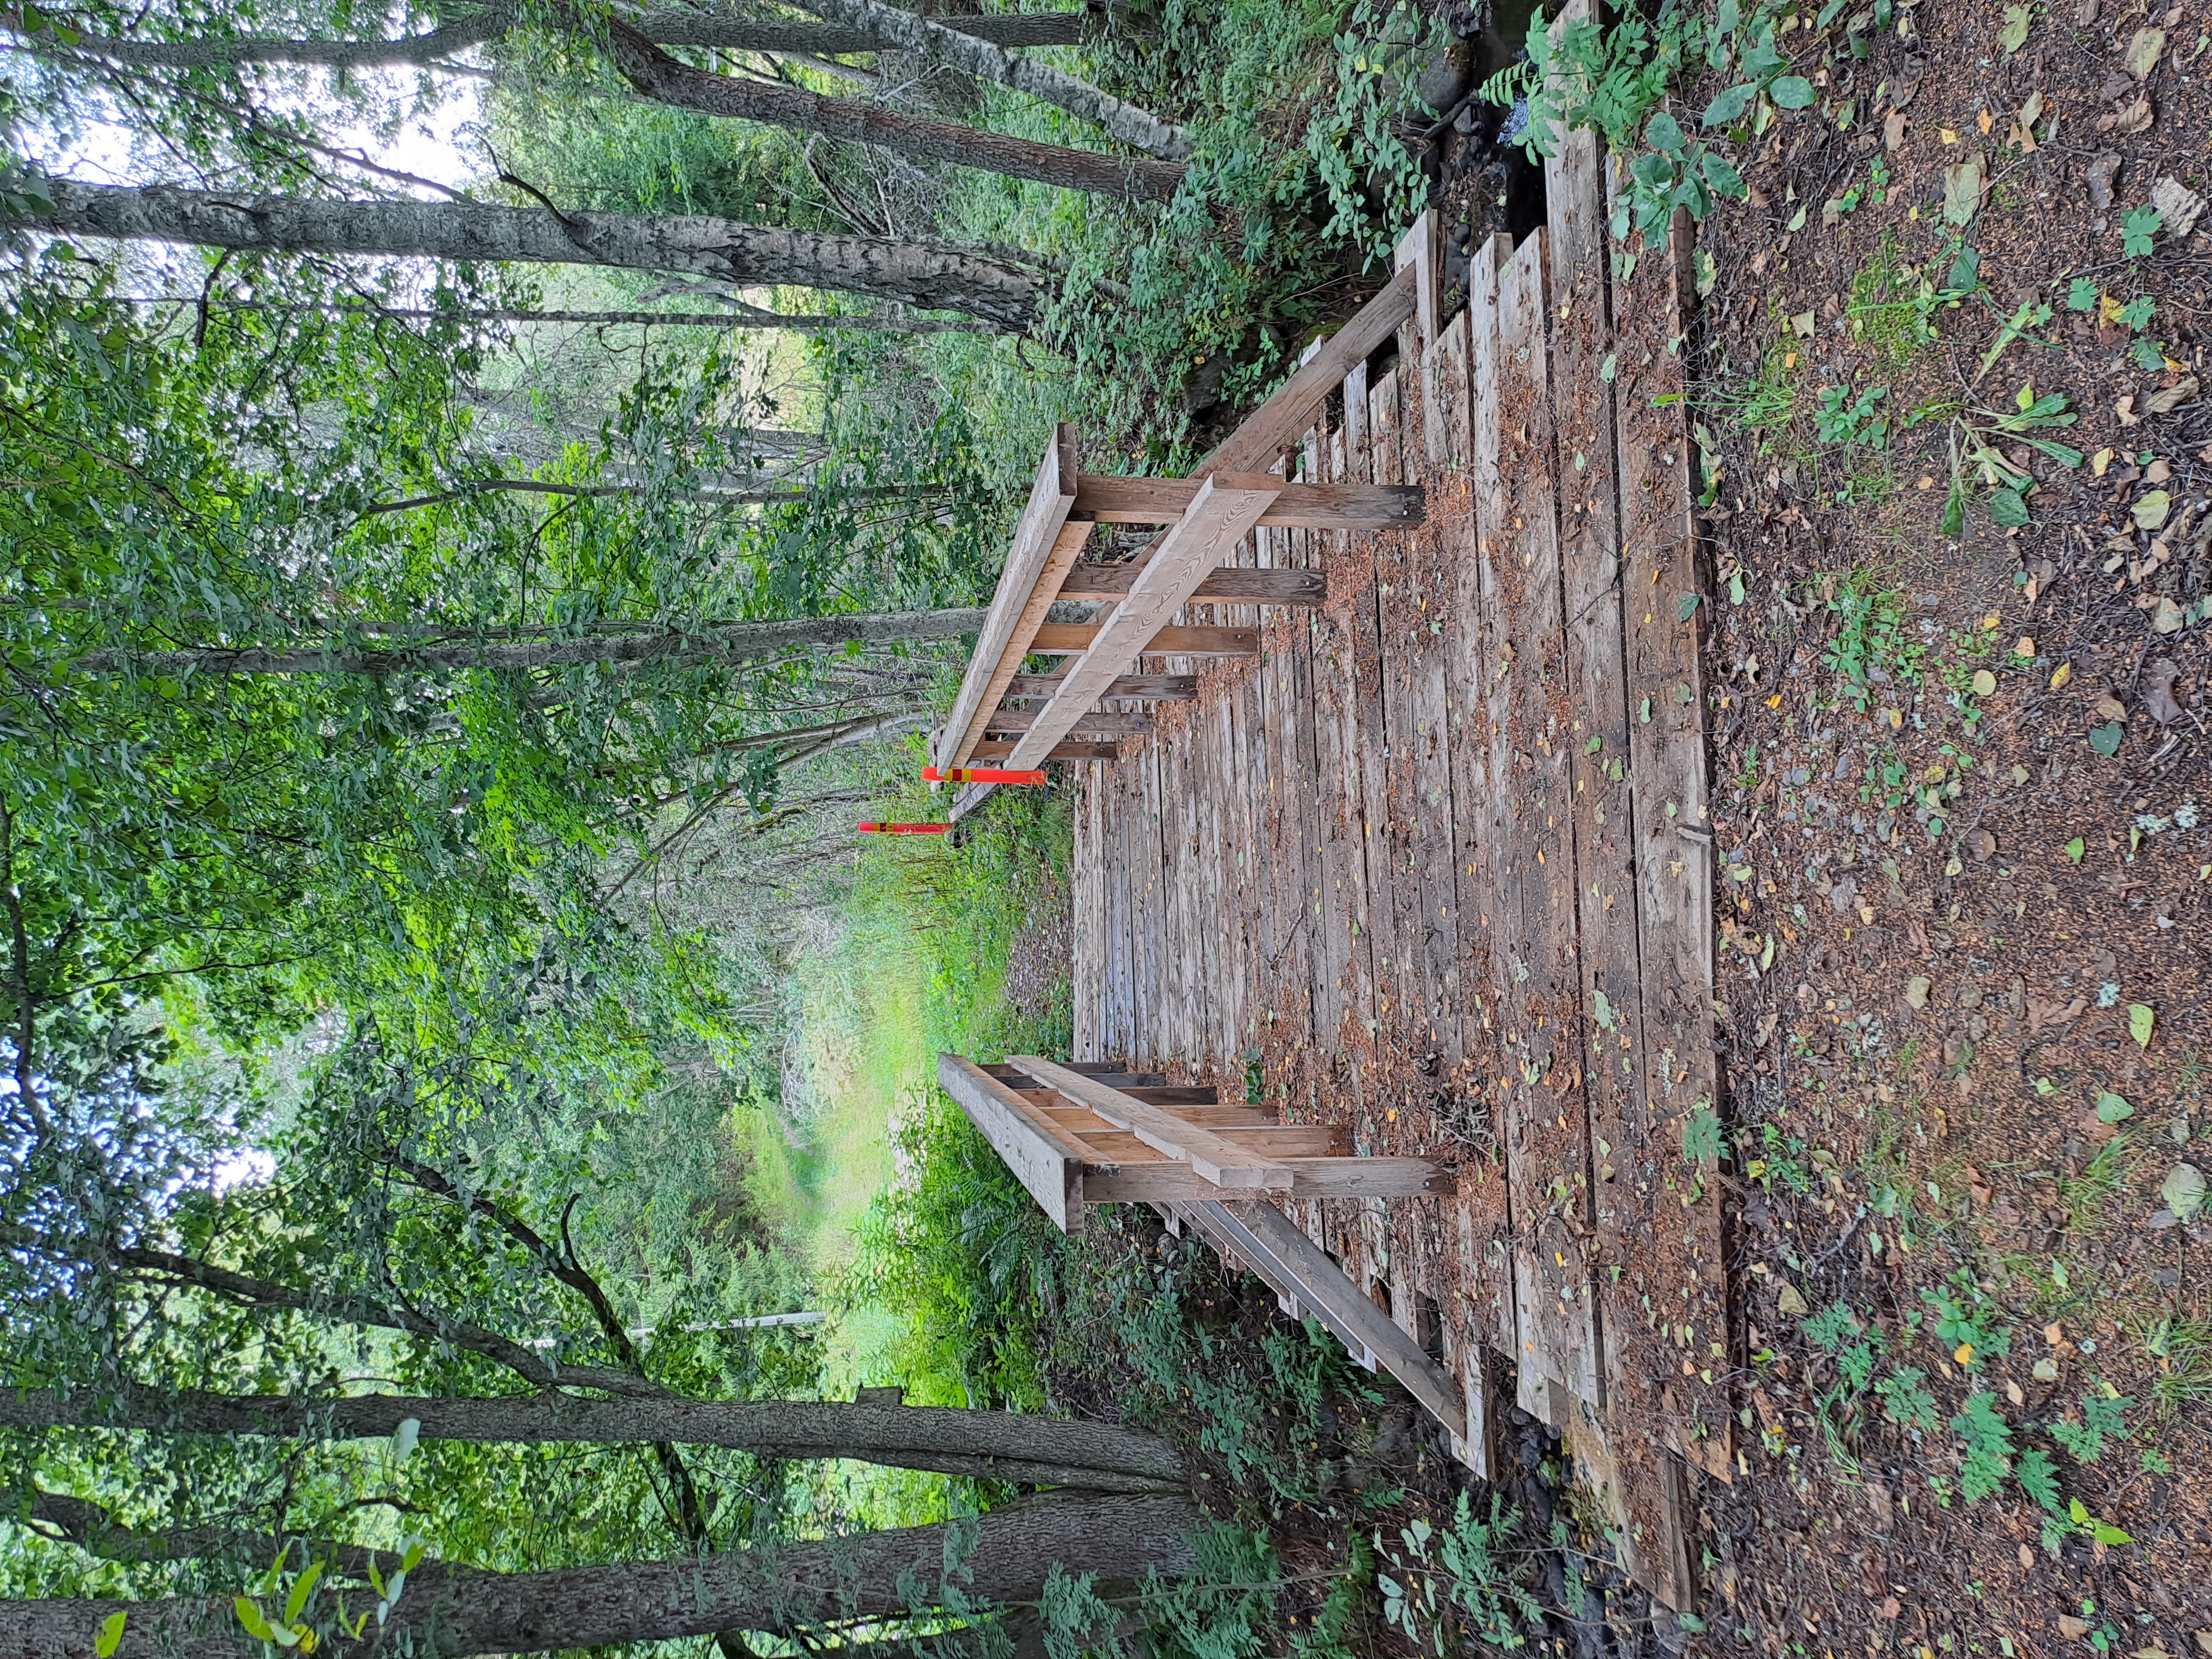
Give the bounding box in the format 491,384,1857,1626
68,605,989,676
0,1385,1186,1491
36,181,1042,333
0,7,1086,69
790,0,1188,159
604,23,1183,203
0,1494,1201,1659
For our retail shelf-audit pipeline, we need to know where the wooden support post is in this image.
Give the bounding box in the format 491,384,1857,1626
937,1054,1085,1233
1006,1055,1293,1190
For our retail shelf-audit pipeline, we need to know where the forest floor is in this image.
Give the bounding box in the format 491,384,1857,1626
1677,0,2212,1648
993,0,2212,1651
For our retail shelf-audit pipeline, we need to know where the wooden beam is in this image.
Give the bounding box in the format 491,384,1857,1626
1004,672,1196,700
1083,1157,1451,1200
932,422,1087,773
1073,476,1424,530
1198,264,1418,477
1005,478,1279,771
1029,623,1258,657
936,1053,1084,1233
1058,565,1327,605
1006,1055,1293,1190
1202,1200,1467,1437
971,739,1118,760
982,707,1150,735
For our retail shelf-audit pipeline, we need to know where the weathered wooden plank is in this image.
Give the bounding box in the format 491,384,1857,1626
1004,672,1197,700
981,706,1150,736
937,1053,1082,1233
1073,1123,1345,1157
935,424,1082,771
1338,358,1389,1088
1370,359,1427,1055
1138,740,1169,1071
1007,1056,1294,1189
1084,1158,1455,1201
1059,564,1328,604
1007,479,1280,771
1109,768,1135,1063
1217,1199,1464,1435
1412,309,1469,1074
1072,476,1423,531
1201,264,1417,476
1486,229,1601,1419
1451,232,1517,1370
970,740,1120,760
1159,724,1190,1072
1072,771,1100,1063
1612,186,1732,1495
1029,623,1259,657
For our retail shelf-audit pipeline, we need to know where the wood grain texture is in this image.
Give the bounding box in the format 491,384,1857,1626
1073,475,1423,530
937,1053,1083,1233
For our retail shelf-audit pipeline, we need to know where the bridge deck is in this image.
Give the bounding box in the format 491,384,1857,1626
1067,165,1726,1609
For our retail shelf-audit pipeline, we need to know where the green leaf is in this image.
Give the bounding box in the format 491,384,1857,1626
2067,276,2099,311
2095,1092,2133,1124
2092,1521,2132,1545
1989,487,2030,528
2161,1162,2205,1222
1999,4,2033,51
1701,149,1749,197
1769,75,1816,108
2128,1004,2153,1048
235,1599,276,1644
1703,84,1756,125
95,1612,127,1659
2121,204,2163,257
2065,837,2085,862
1645,111,1687,154
1681,1104,1725,1163
2015,1446,2062,1514
1674,592,1701,622
2088,721,2124,758
284,1561,324,1626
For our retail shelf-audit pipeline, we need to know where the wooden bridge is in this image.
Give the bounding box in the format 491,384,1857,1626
933,116,1730,1611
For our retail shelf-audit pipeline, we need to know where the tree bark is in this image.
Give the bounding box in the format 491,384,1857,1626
0,1385,1187,1490
0,7,1087,69
121,300,995,333
791,0,1188,160
69,606,988,677
0,1494,1201,1659
603,22,1182,202
36,181,1042,333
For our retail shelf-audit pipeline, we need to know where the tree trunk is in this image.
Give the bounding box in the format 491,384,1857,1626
0,1494,1200,1659
69,606,988,677
791,0,1187,160
118,299,994,333
0,1385,1186,1490
604,23,1183,203
36,181,1042,333
1,7,1087,69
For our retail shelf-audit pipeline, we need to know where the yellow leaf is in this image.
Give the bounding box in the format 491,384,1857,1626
1955,1342,1976,1365
2050,662,2073,690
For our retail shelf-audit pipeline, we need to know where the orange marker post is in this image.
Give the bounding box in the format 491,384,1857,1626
922,766,1048,786
857,822,950,834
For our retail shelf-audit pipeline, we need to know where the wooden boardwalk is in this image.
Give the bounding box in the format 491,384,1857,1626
1068,185,1728,1606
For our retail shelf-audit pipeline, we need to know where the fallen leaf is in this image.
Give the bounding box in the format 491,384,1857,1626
2015,635,2036,658
2130,1004,2155,1048
2094,692,2127,720
2063,1616,2094,1642
1777,1281,1808,1316
1885,109,1909,149
2051,661,2074,689
1968,828,1997,859
1791,309,1816,338
1879,1595,1902,1620
1972,668,1998,697
2149,596,2184,633
2090,446,2115,476
2098,1091,2136,1123
2010,90,2045,152
2133,489,2172,529
2152,175,2206,237
2034,1356,2062,1380
1905,975,1932,1010
2125,25,2166,77
2000,3,2034,50
2100,93,2154,134
2144,658,2184,723
1944,155,1987,225
2116,394,2140,427
2165,1162,2206,1220
2085,153,2123,209
1978,107,1995,135
2089,721,2125,756
2143,374,2199,414
2006,1378,2027,1404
